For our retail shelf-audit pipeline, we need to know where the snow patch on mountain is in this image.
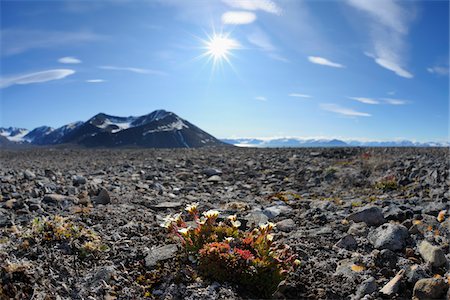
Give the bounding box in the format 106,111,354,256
143,119,189,135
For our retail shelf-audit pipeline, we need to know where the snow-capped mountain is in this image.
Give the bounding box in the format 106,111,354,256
221,138,450,148
1,110,225,148
0,127,29,142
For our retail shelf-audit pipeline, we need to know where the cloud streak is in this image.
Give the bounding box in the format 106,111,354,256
347,0,415,78
349,97,380,104
222,11,256,24
321,103,371,117
255,96,267,101
427,65,449,76
0,69,75,89
247,29,288,62
222,0,282,15
289,93,311,98
86,79,105,83
99,66,167,76
382,98,409,105
58,56,82,64
308,56,344,68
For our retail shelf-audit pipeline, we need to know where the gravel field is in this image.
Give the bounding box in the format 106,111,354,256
0,147,449,299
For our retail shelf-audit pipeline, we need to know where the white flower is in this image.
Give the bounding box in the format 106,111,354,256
203,210,220,219
267,222,276,230
173,213,182,222
178,227,191,235
231,220,241,228
266,234,274,241
259,223,268,231
185,202,199,213
227,215,237,221
225,237,234,243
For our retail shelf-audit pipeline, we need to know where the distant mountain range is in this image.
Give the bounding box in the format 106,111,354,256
1,111,448,148
0,110,225,148
221,138,449,148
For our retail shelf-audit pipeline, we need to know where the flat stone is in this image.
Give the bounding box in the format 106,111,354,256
145,244,178,268
203,168,222,177
418,240,447,267
413,278,448,299
368,223,409,251
24,170,36,180
72,175,87,186
151,201,183,210
347,222,369,237
276,219,295,232
380,269,405,296
207,175,222,183
245,211,269,228
263,205,292,219
347,206,386,226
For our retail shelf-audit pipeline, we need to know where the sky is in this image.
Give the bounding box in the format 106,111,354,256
0,0,449,142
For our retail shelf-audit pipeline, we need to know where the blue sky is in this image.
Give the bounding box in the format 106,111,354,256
1,0,448,142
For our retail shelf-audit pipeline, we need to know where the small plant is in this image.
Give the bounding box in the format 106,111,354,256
160,203,299,297
375,175,398,192
25,215,108,257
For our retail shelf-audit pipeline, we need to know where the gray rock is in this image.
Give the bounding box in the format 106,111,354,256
88,266,115,288
348,206,386,226
413,278,448,299
380,269,405,296
151,201,183,210
72,175,87,186
418,240,447,267
354,277,377,300
276,219,295,232
24,170,36,180
335,234,357,250
42,194,78,206
92,189,111,205
368,223,409,251
203,168,222,177
263,205,292,219
245,211,269,227
145,244,178,268
0,212,11,227
406,264,428,285
207,175,222,183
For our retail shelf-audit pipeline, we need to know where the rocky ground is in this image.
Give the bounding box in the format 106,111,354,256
0,147,449,299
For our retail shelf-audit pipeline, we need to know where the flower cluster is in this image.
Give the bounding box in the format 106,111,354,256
161,203,299,297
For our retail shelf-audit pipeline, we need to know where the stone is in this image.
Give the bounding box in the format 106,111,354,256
368,223,409,251
42,194,78,206
418,240,447,267
92,189,111,205
334,234,357,250
244,211,269,227
88,266,115,288
203,168,222,177
72,175,87,186
354,277,377,300
151,202,183,210
0,212,11,227
413,278,448,299
145,244,178,268
276,219,295,232
406,264,428,285
207,175,222,183
263,205,292,219
347,206,386,226
24,170,36,180
380,269,405,296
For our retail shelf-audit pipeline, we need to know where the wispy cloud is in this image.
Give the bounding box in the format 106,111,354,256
349,97,380,104
320,103,371,117
427,65,449,76
247,29,288,62
222,11,256,24
382,98,409,105
255,96,267,101
0,69,75,89
308,56,344,68
1,29,104,56
99,66,167,76
222,0,282,15
289,93,311,98
86,79,105,83
346,0,415,78
58,56,81,64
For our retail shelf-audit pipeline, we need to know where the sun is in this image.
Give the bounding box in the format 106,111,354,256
199,32,240,70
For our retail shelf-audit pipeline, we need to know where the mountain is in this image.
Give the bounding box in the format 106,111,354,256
2,110,225,148
0,127,29,142
221,138,449,148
